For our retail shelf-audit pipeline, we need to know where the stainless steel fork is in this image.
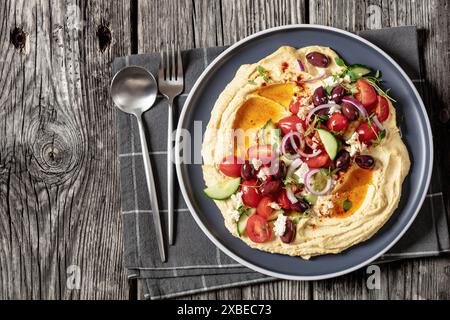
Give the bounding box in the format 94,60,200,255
159,44,184,245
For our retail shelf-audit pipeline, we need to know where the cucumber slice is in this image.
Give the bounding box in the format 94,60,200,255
237,208,255,236
303,193,317,205
317,129,339,160
262,120,282,148
348,64,372,78
204,177,241,200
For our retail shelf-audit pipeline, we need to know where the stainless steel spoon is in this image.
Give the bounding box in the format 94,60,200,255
111,66,166,262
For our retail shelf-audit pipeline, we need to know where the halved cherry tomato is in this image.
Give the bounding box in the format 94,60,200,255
219,155,243,177
247,144,273,164
241,179,262,208
256,196,274,219
354,79,377,107
277,115,306,135
327,113,349,132
356,122,380,145
289,99,300,114
276,189,291,210
303,151,330,168
246,214,272,243
375,95,390,122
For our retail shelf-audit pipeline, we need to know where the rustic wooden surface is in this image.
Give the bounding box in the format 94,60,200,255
0,0,448,300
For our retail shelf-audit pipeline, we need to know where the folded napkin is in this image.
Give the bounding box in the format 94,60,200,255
112,26,449,300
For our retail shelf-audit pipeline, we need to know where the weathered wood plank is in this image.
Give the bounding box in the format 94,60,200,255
0,0,130,299
136,0,309,300
310,0,450,300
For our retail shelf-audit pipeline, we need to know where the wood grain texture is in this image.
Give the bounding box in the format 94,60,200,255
0,0,130,299
309,0,450,300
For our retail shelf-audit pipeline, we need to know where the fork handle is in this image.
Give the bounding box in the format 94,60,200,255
167,99,175,245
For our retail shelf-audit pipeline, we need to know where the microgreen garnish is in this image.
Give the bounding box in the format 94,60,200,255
292,210,312,224
362,76,396,102
320,167,339,178
257,65,270,83
371,129,387,145
343,199,352,211
325,86,333,95
248,80,257,86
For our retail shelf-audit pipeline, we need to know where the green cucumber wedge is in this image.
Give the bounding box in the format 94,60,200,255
348,64,372,79
317,129,339,160
204,177,241,200
262,120,282,148
237,208,255,236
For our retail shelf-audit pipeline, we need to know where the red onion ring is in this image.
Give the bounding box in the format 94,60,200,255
297,59,305,72
306,103,341,123
302,71,326,83
286,185,299,204
341,96,368,118
304,169,332,196
372,115,385,131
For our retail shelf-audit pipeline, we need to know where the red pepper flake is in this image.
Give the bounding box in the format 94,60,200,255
281,61,289,73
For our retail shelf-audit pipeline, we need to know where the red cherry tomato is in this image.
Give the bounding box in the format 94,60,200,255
276,189,291,210
277,115,306,135
247,144,274,164
246,214,272,243
289,99,300,114
256,196,275,219
303,152,330,168
327,113,349,132
356,122,380,145
241,179,262,208
375,96,390,122
354,79,377,107
219,155,243,177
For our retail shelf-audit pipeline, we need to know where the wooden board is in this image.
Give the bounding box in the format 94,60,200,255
0,0,131,299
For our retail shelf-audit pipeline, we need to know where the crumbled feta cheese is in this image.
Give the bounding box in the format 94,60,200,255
274,214,287,236
257,167,269,181
268,202,281,210
293,163,309,184
345,132,367,157
323,76,337,87
230,191,243,209
310,142,319,150
251,158,262,170
297,107,309,119
328,104,342,116
227,208,241,222
316,198,335,216
343,75,351,83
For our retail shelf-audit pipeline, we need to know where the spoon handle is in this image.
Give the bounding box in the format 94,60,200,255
167,100,174,245
136,115,166,262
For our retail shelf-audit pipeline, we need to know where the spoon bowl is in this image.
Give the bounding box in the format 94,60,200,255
111,65,158,115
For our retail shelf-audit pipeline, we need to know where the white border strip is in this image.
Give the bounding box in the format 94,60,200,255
175,24,434,281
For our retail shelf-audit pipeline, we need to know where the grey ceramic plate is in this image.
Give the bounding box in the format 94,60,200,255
175,25,433,280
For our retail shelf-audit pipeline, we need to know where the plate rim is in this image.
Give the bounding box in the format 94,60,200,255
175,24,433,280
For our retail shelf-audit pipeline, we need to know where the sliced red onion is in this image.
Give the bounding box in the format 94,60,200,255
286,158,303,178
297,59,305,72
372,115,385,131
306,103,341,123
285,185,299,204
297,147,322,159
342,96,368,118
302,71,326,83
281,131,304,159
304,169,332,196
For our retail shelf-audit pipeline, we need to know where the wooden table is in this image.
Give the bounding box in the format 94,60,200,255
0,0,448,300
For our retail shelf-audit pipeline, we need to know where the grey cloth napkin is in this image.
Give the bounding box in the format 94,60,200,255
112,26,449,300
